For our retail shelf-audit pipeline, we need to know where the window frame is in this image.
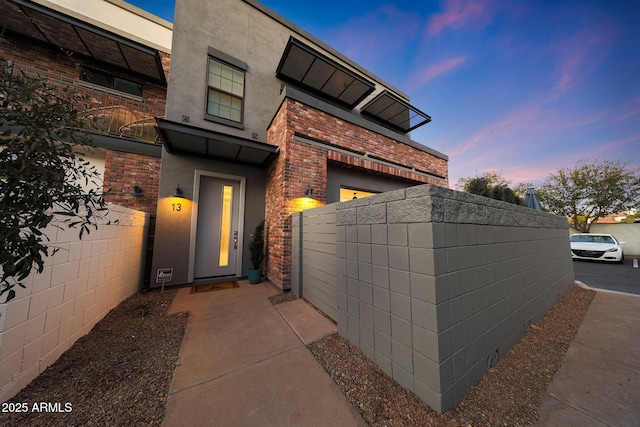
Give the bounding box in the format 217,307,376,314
339,186,379,202
80,67,143,97
204,47,248,129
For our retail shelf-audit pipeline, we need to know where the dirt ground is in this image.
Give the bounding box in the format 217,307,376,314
0,285,595,426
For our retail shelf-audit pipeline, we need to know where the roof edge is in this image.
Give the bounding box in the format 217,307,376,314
242,0,409,102
272,86,448,162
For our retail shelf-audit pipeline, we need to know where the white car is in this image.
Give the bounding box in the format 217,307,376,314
570,233,625,263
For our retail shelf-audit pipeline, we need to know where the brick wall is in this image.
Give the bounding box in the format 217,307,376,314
103,151,160,288
103,151,160,215
265,97,448,291
288,100,448,183
0,36,168,106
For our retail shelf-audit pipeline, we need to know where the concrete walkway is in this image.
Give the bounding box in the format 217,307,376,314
162,281,367,427
537,289,640,427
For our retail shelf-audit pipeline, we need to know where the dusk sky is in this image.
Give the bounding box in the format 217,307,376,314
129,0,639,188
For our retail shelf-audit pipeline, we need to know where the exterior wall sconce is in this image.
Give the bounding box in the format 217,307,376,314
304,187,313,198
128,182,144,197
174,184,186,198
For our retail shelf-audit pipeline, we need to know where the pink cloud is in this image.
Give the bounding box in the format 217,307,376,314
582,135,640,159
448,102,540,157
548,22,619,93
555,48,586,92
409,57,467,89
427,0,492,36
617,95,640,122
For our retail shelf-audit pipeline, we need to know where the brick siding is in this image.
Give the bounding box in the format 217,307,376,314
103,151,161,214
265,97,449,290
0,36,168,105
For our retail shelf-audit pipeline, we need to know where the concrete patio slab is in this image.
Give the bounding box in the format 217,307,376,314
163,346,366,427
169,293,301,392
168,283,277,316
162,281,367,426
537,291,640,427
275,299,338,345
536,396,609,427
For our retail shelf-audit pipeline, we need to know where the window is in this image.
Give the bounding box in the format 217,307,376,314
340,187,378,202
80,68,143,97
207,58,245,123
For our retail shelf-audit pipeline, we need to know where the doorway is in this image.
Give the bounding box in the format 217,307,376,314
190,172,245,281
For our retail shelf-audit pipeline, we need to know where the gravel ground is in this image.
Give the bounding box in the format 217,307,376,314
307,285,596,426
1,285,594,426
0,289,188,427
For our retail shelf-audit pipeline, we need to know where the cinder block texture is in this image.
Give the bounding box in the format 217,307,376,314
297,183,574,413
0,204,148,403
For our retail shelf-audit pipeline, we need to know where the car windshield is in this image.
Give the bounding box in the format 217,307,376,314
570,235,615,244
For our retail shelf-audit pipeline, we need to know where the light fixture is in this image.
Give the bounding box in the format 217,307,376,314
174,184,186,198
304,187,313,198
128,181,144,197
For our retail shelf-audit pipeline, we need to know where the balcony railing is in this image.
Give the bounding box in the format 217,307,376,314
7,62,165,143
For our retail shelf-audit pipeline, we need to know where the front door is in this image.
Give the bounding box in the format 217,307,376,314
194,176,241,279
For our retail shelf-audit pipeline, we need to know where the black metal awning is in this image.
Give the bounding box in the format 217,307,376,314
361,91,432,133
157,119,279,167
276,37,375,109
0,0,166,84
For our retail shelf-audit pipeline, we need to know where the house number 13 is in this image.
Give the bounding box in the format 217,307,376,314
171,203,182,212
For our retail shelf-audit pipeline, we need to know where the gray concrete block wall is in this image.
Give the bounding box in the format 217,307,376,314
0,204,149,402
298,205,338,320
332,184,574,412
291,212,302,299
295,184,573,412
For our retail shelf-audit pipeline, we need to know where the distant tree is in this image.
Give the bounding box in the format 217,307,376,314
491,185,521,205
0,60,108,302
465,177,491,197
456,171,510,191
621,212,640,223
539,160,640,232
458,171,523,205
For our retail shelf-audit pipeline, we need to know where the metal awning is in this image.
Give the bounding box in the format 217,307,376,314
0,0,166,84
276,37,375,109
157,119,279,167
360,91,432,133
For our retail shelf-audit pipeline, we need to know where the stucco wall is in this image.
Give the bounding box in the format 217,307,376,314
150,150,267,287
293,184,575,412
0,204,148,402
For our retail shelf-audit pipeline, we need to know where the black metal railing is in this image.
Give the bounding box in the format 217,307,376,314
7,62,165,143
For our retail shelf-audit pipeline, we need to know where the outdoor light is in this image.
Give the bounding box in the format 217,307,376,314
304,187,313,198
128,181,144,197
173,184,186,198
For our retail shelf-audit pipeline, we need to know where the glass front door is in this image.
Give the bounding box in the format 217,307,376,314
194,176,240,279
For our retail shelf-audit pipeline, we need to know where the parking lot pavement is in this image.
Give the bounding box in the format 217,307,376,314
573,257,640,295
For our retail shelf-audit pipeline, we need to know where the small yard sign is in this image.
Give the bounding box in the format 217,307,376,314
156,268,173,283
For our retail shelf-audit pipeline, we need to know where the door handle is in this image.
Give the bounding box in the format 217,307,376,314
233,231,238,249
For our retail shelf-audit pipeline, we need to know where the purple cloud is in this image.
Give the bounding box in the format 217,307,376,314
427,0,493,36
408,57,467,89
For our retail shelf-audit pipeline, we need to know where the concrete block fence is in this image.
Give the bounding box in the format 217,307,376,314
0,204,149,402
292,184,574,412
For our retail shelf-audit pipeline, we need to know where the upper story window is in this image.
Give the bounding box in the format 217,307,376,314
205,47,247,127
80,68,143,97
207,58,245,123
